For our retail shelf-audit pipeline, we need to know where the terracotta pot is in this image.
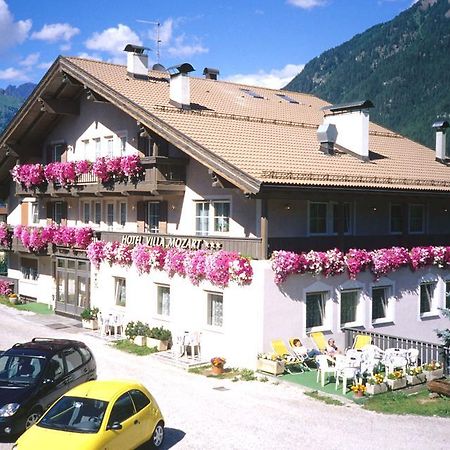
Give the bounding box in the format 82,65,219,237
212,365,224,375
353,391,364,398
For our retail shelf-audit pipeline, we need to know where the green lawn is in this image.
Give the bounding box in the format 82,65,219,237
112,339,158,356
0,297,54,315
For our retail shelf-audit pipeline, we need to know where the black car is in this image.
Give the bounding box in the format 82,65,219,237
0,338,96,438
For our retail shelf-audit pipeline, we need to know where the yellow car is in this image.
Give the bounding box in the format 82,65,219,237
13,380,164,450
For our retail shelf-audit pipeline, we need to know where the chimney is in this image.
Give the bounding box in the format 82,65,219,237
123,44,150,79
203,67,219,80
317,123,338,155
167,63,195,109
432,120,449,162
321,100,374,160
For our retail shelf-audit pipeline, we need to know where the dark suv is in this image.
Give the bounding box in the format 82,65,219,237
0,338,97,438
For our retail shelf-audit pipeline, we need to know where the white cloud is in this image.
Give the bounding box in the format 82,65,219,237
226,64,305,90
77,52,102,61
60,43,72,52
0,0,32,53
0,67,29,81
19,52,40,67
31,23,80,43
167,35,208,58
37,61,53,70
287,0,327,9
85,24,141,62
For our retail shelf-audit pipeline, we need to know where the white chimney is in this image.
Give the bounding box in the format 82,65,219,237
167,63,195,109
432,120,449,162
123,44,150,79
322,100,374,160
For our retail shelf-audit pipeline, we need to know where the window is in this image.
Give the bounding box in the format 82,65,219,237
390,204,403,234
157,285,170,316
119,202,127,227
114,277,126,307
106,136,114,157
64,348,83,373
240,88,264,99
213,201,230,232
147,202,160,233
409,204,425,234
332,203,352,234
106,203,114,229
94,138,101,160
108,392,135,426
47,354,64,380
82,140,89,160
119,136,127,156
309,202,351,235
446,282,450,309
276,93,299,104
20,257,38,280
420,282,435,314
196,202,210,236
94,202,101,225
372,286,390,321
306,292,326,328
129,390,150,413
52,143,64,162
340,290,359,325
82,202,90,224
207,293,223,327
309,203,327,234
53,201,63,224
31,202,39,224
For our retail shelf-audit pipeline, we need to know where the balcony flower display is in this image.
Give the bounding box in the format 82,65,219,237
0,280,12,296
86,241,106,269
120,154,144,179
11,163,46,189
229,255,253,285
131,244,152,274
370,247,410,279
104,241,122,265
44,162,77,188
114,243,133,267
164,247,187,277
0,222,11,247
92,155,143,184
345,248,372,280
205,250,233,287
184,250,208,285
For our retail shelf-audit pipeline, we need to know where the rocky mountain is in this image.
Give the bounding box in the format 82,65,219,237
285,0,450,151
0,83,36,133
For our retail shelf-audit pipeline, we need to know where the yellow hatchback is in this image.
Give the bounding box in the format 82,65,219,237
13,380,164,450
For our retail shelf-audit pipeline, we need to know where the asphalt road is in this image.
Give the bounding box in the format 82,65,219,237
0,305,449,450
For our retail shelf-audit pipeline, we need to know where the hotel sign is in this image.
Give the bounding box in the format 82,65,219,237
120,234,223,251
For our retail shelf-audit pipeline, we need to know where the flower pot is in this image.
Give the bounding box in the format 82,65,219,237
366,383,388,395
133,335,147,346
353,391,365,398
424,368,444,381
82,319,99,330
146,337,169,351
8,295,19,305
212,365,224,375
387,378,407,390
256,358,286,375
406,374,425,386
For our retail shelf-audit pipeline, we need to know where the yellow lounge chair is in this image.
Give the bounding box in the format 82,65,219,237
310,331,328,353
270,339,306,373
288,338,312,371
352,334,372,350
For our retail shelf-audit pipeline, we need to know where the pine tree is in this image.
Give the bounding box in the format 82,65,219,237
436,308,450,347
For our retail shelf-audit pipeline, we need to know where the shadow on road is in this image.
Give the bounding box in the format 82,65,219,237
162,428,186,448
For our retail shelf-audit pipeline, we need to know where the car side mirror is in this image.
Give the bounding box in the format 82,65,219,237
107,422,122,431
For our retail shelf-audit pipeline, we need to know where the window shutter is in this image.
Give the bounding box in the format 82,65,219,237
46,202,53,225
61,201,68,226
158,201,168,234
20,202,29,226
137,201,146,232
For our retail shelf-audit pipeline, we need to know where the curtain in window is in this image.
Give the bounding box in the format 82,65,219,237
420,283,434,314
372,287,388,320
196,203,209,236
341,290,358,324
306,292,325,328
157,287,170,316
209,294,223,327
115,278,126,306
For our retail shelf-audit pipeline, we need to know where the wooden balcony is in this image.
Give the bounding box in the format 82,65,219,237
15,157,187,197
100,231,263,259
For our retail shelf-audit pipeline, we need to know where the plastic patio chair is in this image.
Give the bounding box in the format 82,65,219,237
352,335,372,350
310,332,328,353
315,355,336,386
271,339,306,373
334,355,358,394
288,338,312,371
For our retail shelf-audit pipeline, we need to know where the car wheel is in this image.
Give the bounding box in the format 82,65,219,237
25,408,42,429
150,421,164,448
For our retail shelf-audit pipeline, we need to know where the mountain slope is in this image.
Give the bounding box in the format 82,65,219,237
0,83,36,132
285,0,450,151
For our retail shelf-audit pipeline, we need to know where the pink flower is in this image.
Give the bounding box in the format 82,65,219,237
345,249,372,280
131,244,152,274
164,247,187,277
87,241,106,269
184,250,208,285
0,280,12,295
0,222,11,247
205,250,234,287
229,256,253,285
75,160,92,175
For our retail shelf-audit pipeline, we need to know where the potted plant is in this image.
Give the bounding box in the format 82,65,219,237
256,353,286,375
406,366,426,385
80,307,99,330
210,357,226,375
125,321,150,346
365,373,387,395
146,326,172,351
350,383,366,398
423,361,444,381
386,370,407,390
8,293,20,305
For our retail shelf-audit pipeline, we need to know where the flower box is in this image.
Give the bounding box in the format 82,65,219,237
406,374,426,386
387,378,407,390
424,368,444,381
256,358,285,375
133,335,147,346
81,319,98,330
146,337,169,351
366,383,388,395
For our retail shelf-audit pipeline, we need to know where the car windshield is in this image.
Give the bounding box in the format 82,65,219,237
0,354,45,385
38,396,108,434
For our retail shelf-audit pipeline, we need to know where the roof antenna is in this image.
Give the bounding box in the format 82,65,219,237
136,19,161,63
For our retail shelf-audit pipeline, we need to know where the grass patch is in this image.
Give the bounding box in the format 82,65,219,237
0,297,54,315
189,366,261,382
364,385,450,417
113,339,158,356
304,390,344,406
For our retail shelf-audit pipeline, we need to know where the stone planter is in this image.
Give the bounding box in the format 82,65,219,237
387,378,407,390
256,358,286,376
424,368,444,381
366,382,388,395
406,374,426,386
146,337,169,351
81,319,99,330
133,335,147,346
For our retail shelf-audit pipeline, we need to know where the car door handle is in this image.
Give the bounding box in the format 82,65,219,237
134,420,140,425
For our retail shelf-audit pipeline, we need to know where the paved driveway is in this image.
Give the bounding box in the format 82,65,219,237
0,305,449,450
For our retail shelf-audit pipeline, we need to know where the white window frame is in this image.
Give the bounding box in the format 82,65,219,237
303,281,333,332
308,201,353,236
147,202,160,233
195,199,231,236
82,201,91,225
28,200,39,225
81,139,89,161
419,274,439,319
106,202,114,230
119,202,127,228
156,284,170,318
20,256,39,282
370,278,395,325
94,202,102,226
339,288,363,328
105,136,114,158
114,277,126,307
206,292,223,328
409,204,425,234
389,203,403,235
53,201,63,224
93,138,101,160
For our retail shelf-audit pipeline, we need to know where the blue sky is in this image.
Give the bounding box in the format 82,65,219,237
0,0,417,89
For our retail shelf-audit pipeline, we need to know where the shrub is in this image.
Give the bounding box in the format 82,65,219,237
80,307,99,321
147,326,172,341
125,321,151,340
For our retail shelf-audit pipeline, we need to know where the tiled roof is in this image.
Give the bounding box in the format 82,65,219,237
64,57,450,192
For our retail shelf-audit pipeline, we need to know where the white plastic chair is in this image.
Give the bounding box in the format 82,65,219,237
360,345,384,375
335,355,359,394
406,348,419,368
316,355,336,386
383,348,407,376
185,331,201,359
110,313,124,338
97,311,110,338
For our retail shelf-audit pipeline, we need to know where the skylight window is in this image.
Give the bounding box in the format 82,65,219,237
240,88,264,99
276,93,299,104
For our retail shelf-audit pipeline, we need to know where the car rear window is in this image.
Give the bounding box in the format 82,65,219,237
64,348,83,372
78,346,92,363
130,389,150,412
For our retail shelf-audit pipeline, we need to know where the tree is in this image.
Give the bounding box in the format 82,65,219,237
436,308,450,347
